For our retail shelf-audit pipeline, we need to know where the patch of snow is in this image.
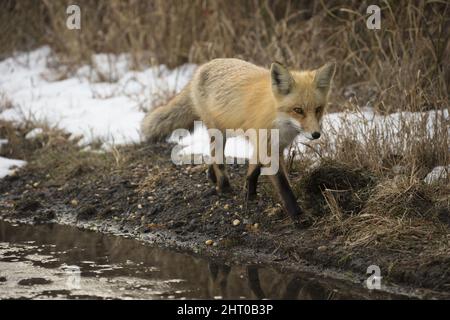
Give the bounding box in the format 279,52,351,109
0,156,26,178
0,140,25,179
424,166,449,184
25,128,44,139
168,122,255,160
0,47,195,147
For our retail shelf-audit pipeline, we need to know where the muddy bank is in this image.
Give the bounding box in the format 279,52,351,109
0,124,449,298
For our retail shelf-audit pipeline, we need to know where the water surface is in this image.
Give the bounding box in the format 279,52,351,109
0,220,405,299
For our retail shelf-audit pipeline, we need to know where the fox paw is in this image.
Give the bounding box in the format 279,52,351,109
216,176,232,193
292,215,313,229
246,191,258,201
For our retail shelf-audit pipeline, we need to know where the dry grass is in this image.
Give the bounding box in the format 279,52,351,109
0,120,115,186
345,180,438,244
299,160,449,253
1,1,448,111
298,160,376,216
0,91,14,113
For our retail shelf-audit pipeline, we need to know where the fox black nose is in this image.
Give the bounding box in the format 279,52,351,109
312,132,321,139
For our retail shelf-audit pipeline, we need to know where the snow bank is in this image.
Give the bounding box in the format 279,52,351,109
0,139,27,178
0,156,26,178
25,128,44,140
0,47,195,146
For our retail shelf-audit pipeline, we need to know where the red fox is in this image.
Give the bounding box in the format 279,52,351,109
141,59,335,223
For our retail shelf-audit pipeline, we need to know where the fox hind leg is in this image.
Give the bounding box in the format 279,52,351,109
211,163,231,193
209,133,231,193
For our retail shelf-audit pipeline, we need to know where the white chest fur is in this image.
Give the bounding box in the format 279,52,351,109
272,114,302,150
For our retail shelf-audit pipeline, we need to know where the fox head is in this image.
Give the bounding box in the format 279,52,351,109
270,61,335,142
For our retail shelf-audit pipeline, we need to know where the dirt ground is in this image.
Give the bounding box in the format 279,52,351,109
1,122,449,298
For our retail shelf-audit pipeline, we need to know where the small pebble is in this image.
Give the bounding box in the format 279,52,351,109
70,199,78,206
205,239,214,246
232,219,241,226
318,245,327,252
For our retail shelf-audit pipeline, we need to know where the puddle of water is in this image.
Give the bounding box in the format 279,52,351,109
0,220,406,300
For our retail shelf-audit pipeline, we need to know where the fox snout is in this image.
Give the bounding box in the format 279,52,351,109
303,131,321,140
301,121,322,140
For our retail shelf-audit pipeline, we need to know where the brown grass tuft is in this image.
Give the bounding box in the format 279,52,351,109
299,160,376,217
309,172,449,251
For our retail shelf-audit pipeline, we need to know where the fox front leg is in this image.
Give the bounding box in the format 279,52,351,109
208,164,217,183
246,163,261,200
268,169,302,220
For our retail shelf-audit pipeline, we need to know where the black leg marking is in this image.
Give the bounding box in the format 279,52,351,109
217,175,231,193
269,171,302,219
246,165,261,200
208,165,217,183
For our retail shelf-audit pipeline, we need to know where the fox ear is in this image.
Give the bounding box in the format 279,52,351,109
270,62,293,95
314,62,336,91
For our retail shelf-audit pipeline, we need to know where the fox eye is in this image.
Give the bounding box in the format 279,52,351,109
316,106,323,114
293,107,304,115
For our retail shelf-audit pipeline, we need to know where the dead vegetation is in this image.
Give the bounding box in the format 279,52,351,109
1,0,448,110
298,160,376,217
343,177,447,248
0,120,114,186
304,165,449,250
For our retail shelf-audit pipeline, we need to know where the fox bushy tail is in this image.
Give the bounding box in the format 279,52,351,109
141,85,198,142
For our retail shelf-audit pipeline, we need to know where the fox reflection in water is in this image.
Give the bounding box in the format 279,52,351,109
207,263,334,300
